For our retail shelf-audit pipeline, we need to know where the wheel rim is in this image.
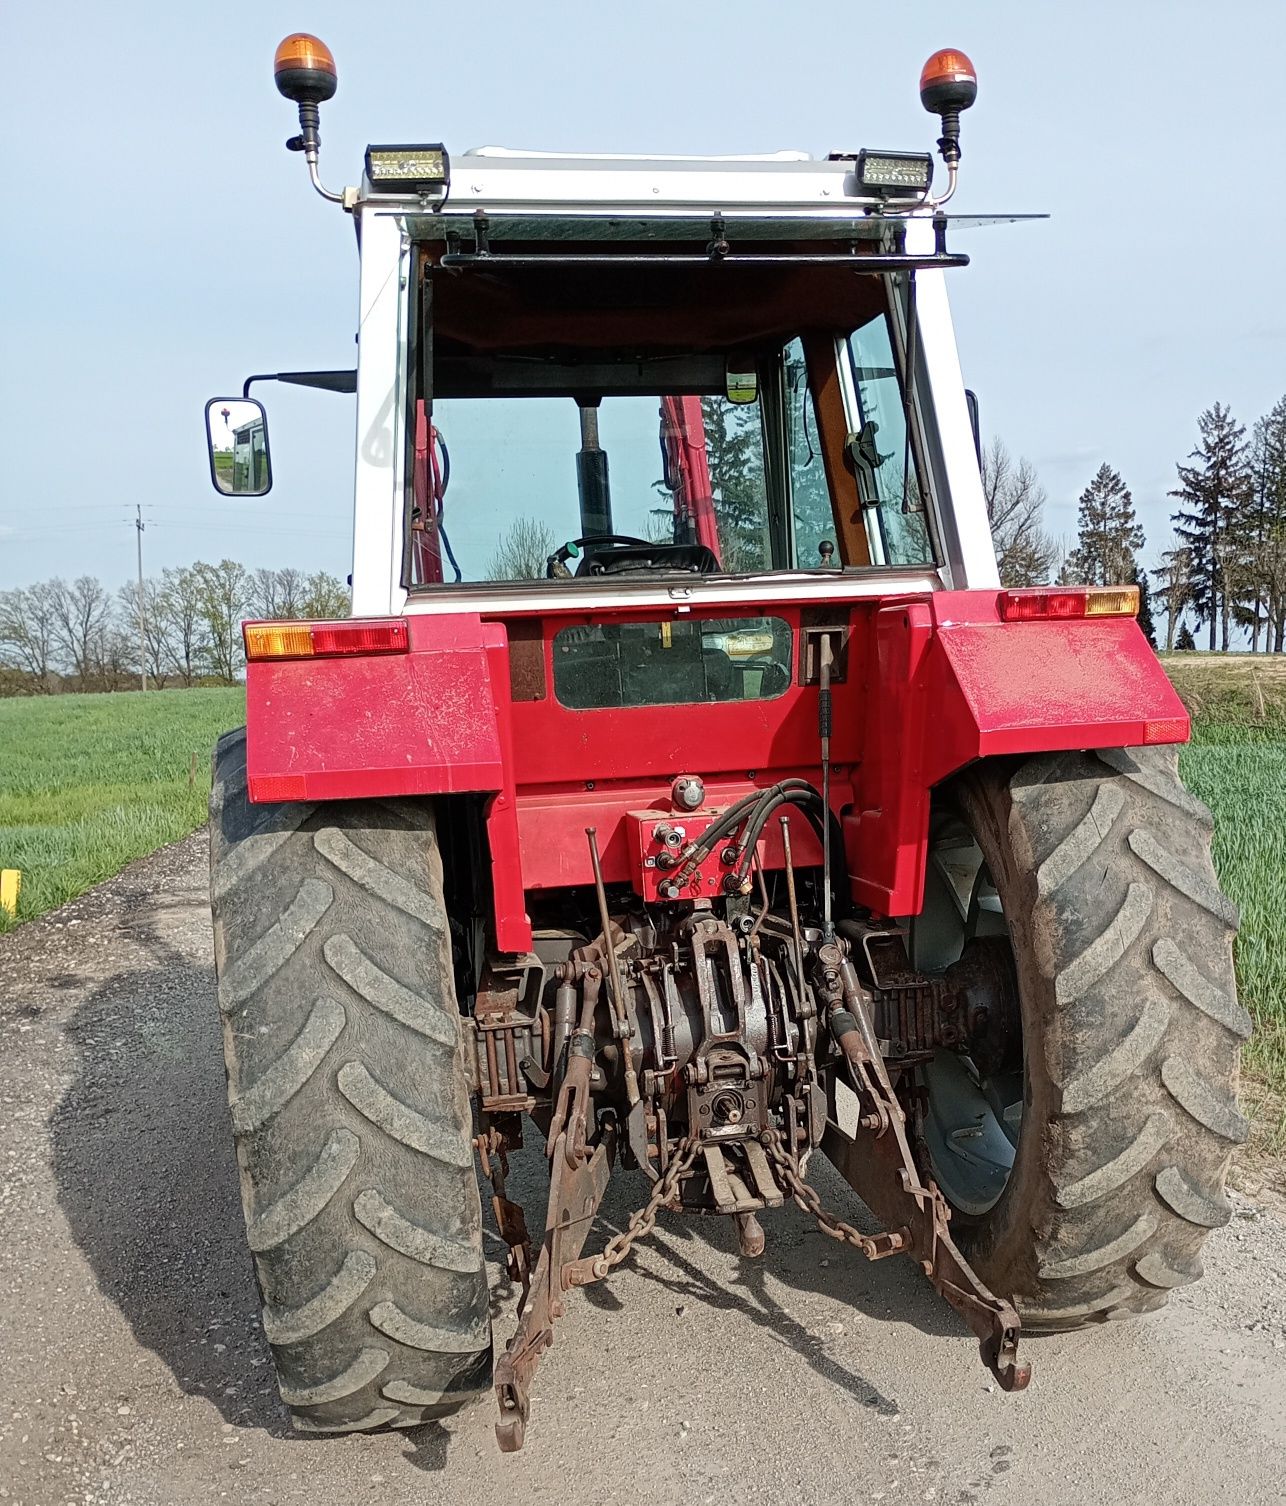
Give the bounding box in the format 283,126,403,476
908,817,1023,1217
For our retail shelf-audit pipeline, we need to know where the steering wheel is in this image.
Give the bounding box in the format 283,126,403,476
547,534,659,578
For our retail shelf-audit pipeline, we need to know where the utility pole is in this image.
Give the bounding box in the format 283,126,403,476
135,504,148,692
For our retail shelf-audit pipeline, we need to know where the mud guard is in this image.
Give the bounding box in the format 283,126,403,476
244,614,532,950
848,594,1189,917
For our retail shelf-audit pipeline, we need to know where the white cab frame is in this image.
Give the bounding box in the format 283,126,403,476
345,151,1000,617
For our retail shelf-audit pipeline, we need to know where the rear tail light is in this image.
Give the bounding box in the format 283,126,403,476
998,585,1140,622
244,618,410,661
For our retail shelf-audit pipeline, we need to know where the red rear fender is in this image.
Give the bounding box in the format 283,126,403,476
243,592,1187,942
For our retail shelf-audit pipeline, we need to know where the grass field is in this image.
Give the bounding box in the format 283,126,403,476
0,688,244,930
1162,655,1286,1144
0,661,1282,1135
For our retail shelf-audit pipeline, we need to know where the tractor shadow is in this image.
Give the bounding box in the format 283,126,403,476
47,879,298,1436
44,872,541,1461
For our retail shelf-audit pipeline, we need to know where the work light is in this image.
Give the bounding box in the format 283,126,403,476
855,150,934,195
365,145,452,193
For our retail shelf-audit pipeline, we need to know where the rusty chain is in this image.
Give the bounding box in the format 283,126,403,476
761,1126,906,1261
564,1136,701,1286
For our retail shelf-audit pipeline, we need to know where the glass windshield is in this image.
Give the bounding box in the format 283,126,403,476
416,391,772,585
844,311,933,567
785,338,835,569
407,301,938,585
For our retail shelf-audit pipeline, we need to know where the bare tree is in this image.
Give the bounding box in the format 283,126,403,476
117,579,174,688
486,517,558,581
0,583,59,691
979,438,1058,586
249,567,284,621
0,559,357,696
193,559,250,683
275,567,307,618
95,618,139,691
156,566,206,686
1151,545,1193,653
48,575,112,689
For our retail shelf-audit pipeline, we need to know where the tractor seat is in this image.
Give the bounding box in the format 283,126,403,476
576,541,719,576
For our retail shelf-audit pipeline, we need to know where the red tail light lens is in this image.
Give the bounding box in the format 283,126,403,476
244,618,410,661
1143,716,1190,744
998,586,1140,622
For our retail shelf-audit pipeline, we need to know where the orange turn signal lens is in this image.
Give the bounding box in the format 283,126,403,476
997,586,1140,623
244,618,409,661
274,33,338,103
1084,586,1142,617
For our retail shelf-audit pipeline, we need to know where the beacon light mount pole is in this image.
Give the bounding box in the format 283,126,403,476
274,33,346,205
919,48,978,209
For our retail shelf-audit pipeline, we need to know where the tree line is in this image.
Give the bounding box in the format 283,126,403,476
0,563,350,695
984,393,1286,653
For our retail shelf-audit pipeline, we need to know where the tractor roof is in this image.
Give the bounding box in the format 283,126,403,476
356,146,1034,251
361,144,925,224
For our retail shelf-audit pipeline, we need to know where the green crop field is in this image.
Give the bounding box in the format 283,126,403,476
1163,655,1286,1144
0,688,244,930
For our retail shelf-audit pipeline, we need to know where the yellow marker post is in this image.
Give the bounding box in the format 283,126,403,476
0,869,19,918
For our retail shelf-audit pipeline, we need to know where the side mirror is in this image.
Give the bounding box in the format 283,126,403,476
205,397,272,496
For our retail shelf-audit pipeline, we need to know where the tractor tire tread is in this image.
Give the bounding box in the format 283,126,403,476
951,744,1243,1332
209,728,490,1435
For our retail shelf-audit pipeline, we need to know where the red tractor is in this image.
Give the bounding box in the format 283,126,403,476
203,36,1247,1452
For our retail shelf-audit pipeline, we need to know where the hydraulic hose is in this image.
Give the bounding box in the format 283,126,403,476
670,787,780,881
676,779,816,879
731,789,847,904
733,789,823,874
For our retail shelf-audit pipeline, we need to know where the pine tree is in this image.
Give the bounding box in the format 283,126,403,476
1061,464,1145,585
1132,564,1157,649
1174,621,1196,651
1169,403,1250,652
785,345,837,567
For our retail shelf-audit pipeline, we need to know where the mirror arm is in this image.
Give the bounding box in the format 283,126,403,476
242,370,358,397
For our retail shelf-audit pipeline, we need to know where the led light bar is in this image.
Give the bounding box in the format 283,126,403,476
244,618,410,661
855,149,933,194
998,586,1140,622
365,144,450,192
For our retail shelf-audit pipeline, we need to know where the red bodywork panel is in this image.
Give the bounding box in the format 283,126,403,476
245,615,505,802
244,590,1188,952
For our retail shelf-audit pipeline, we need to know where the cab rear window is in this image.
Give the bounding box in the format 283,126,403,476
552,618,792,709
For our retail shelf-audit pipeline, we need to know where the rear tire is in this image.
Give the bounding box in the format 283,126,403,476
942,746,1248,1329
209,729,491,1432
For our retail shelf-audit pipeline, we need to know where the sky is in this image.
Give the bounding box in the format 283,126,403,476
3,1,1284,594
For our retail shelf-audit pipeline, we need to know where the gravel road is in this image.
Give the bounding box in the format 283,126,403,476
1,833,1283,1506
